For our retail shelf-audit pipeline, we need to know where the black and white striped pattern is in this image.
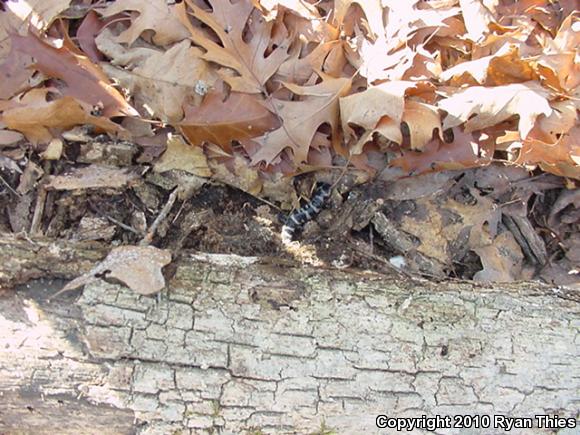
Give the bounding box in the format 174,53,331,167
281,182,331,241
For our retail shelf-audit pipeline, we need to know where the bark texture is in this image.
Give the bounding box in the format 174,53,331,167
0,234,578,434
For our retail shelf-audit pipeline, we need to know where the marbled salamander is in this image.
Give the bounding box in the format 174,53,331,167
281,182,331,241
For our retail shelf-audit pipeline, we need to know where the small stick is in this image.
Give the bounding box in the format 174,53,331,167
30,161,51,235
104,214,143,235
88,200,143,235
0,174,19,196
140,187,179,246
30,186,47,235
330,152,353,191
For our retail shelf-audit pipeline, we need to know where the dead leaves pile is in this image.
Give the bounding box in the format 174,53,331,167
0,0,578,291
0,0,577,180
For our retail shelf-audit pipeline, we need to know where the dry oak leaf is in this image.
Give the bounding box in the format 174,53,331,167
334,0,385,41
97,0,190,46
459,0,500,42
1,95,125,145
402,100,442,151
390,128,493,175
341,81,435,136
277,41,343,85
6,32,136,117
255,0,320,19
176,0,290,93
0,0,72,49
440,44,538,86
516,126,580,180
209,152,263,197
438,82,553,140
550,12,580,54
131,41,218,122
397,194,498,266
536,52,580,94
94,31,217,122
381,1,460,48
251,76,352,165
94,27,158,68
473,231,524,282
352,116,403,156
535,100,578,143
0,39,41,100
154,135,211,177
77,10,107,63
179,92,280,151
60,245,172,295
340,81,436,153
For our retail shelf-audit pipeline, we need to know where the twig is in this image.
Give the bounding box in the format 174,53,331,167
140,187,179,246
104,214,143,235
30,186,47,235
0,174,20,196
88,201,143,235
30,161,51,236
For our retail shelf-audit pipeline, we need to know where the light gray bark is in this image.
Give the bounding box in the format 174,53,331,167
0,235,578,434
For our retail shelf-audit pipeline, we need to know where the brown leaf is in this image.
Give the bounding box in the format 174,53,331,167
255,0,321,19
398,193,500,267
251,76,351,165
390,128,493,175
0,42,37,100
440,45,538,86
341,81,435,135
277,41,342,85
131,41,218,122
334,0,385,41
154,135,211,177
0,0,72,34
97,0,190,46
438,82,552,139
516,126,580,180
341,81,406,132
1,94,126,144
77,10,108,62
473,232,524,282
61,245,172,295
177,0,291,93
210,153,263,197
551,12,580,53
459,0,498,42
401,100,441,151
180,92,280,151
7,32,136,117
536,52,580,93
536,100,578,143
341,81,436,154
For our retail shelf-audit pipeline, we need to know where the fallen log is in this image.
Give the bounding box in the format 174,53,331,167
0,233,578,434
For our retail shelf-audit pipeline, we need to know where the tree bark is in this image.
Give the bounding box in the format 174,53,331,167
0,234,578,434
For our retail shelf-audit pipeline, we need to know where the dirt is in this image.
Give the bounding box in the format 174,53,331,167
0,159,577,287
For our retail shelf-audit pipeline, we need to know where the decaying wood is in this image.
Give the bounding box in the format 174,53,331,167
0,233,108,288
0,233,578,434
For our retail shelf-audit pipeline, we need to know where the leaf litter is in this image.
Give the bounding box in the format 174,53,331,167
0,0,577,291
